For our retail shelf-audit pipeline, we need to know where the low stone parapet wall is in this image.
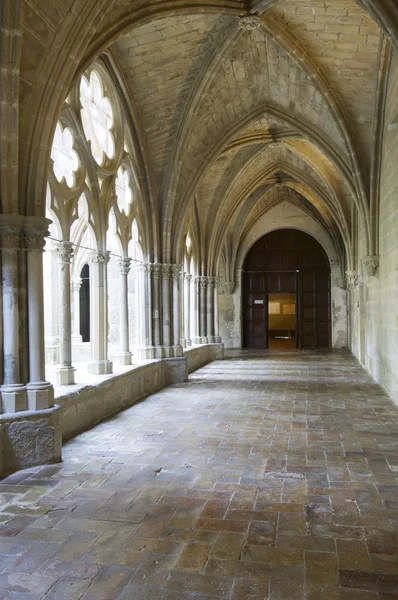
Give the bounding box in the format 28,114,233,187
184,343,224,373
57,360,166,441
0,344,224,476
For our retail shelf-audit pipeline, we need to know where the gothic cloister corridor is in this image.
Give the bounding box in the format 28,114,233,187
0,351,397,599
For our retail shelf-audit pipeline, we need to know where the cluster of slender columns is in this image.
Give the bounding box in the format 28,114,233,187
181,275,221,347
0,215,54,413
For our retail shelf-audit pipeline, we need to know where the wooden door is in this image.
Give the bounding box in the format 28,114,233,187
242,273,267,348
242,230,331,349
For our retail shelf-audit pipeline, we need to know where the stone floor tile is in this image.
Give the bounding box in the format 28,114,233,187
165,571,234,597
231,578,270,600
336,539,371,570
43,578,92,600
269,564,305,600
305,551,339,586
1,351,398,598
204,556,271,580
339,569,398,593
210,532,246,559
80,565,134,599
175,541,210,572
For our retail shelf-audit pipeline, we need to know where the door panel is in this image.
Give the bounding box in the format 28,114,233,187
243,230,331,349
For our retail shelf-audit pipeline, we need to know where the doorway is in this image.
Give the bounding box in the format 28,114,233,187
242,229,331,349
267,293,297,349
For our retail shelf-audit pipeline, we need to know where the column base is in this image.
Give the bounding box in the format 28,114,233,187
208,336,217,343
87,360,113,375
118,352,132,366
200,336,208,344
192,337,202,345
163,346,175,358
214,336,222,343
136,346,155,360
155,346,165,359
54,366,76,386
173,345,183,357
26,382,54,410
1,385,27,413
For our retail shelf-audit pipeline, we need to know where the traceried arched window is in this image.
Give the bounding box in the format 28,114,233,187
44,61,144,382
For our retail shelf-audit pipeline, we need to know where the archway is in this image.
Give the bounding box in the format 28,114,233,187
242,229,331,349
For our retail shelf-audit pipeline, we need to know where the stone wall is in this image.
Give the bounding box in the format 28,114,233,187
351,53,398,404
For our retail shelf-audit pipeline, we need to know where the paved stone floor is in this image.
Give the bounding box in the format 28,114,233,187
1,350,398,599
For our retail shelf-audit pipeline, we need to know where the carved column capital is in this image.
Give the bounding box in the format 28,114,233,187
55,241,74,264
24,226,50,252
117,257,132,275
161,264,173,279
152,264,163,280
362,255,379,277
0,226,21,250
198,275,208,289
87,250,111,265
239,15,262,30
141,262,153,275
346,270,359,288
224,281,235,294
171,265,182,281
184,273,193,283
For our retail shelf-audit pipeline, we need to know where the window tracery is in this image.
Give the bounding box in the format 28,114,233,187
80,71,115,166
45,60,144,380
51,123,79,188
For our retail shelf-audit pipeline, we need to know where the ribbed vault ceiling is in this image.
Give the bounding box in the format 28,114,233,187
19,0,395,267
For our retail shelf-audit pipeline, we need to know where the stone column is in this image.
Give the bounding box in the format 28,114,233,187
117,257,132,365
192,276,201,344
207,276,216,343
199,276,208,343
184,274,192,346
0,225,27,412
161,265,173,357
87,251,112,374
24,225,54,410
136,263,155,360
55,241,75,385
71,277,82,342
172,265,183,357
152,264,164,358
214,276,222,343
